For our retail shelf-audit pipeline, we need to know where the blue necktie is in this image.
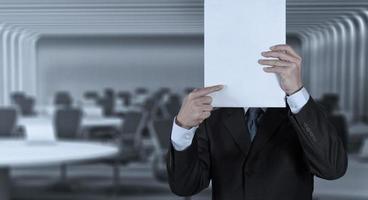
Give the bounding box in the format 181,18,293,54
247,108,264,141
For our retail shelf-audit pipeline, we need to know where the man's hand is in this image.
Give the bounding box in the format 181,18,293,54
176,85,223,129
258,44,303,95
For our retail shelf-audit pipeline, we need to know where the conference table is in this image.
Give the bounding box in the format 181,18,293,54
34,105,123,128
18,116,123,140
19,115,122,129
349,122,368,139
0,139,118,200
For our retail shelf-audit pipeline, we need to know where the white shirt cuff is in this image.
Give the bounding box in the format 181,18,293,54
286,87,310,114
171,118,197,151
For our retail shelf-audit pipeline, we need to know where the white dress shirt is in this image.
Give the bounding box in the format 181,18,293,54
171,87,310,151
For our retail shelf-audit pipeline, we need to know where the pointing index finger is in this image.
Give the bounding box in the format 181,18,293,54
191,85,224,98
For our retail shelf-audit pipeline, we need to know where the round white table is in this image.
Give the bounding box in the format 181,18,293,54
0,139,118,200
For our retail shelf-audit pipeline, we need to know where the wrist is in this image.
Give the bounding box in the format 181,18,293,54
175,115,193,130
286,84,303,96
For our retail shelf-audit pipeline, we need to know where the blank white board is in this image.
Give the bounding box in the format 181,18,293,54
205,0,286,107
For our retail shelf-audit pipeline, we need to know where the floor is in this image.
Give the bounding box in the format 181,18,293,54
7,157,368,200
10,162,210,200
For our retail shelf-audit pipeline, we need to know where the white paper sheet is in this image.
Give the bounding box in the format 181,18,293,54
205,0,286,107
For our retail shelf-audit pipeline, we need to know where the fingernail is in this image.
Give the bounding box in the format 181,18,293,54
270,46,276,50
261,52,266,55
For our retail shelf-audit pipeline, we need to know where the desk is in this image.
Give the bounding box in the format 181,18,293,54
0,139,118,200
348,123,368,152
82,116,122,128
18,116,123,141
114,104,142,114
35,106,122,127
19,116,122,129
349,123,368,138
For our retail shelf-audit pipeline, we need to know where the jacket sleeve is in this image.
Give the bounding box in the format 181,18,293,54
289,97,348,180
166,121,211,196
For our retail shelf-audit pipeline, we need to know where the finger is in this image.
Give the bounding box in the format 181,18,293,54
191,85,224,99
200,105,213,112
258,59,296,68
261,51,299,63
270,44,301,59
199,111,211,120
196,96,213,105
263,66,285,74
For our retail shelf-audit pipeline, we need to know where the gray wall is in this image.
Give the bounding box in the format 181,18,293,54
36,35,204,104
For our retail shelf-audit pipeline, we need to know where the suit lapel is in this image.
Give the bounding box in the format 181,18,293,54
249,108,288,157
223,108,251,157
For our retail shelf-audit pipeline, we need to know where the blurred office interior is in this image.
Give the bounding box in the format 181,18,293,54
0,0,368,199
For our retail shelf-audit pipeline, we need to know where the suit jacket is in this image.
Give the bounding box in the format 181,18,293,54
166,98,347,200
328,114,349,150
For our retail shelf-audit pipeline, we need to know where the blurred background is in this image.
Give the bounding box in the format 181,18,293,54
0,0,367,199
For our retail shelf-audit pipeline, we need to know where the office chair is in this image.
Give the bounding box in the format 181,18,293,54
110,111,146,187
84,91,100,100
98,89,115,116
54,107,82,182
149,119,192,200
163,94,181,119
10,92,36,116
22,97,36,116
117,91,132,107
149,90,169,119
149,119,171,181
135,87,148,95
142,98,155,119
54,91,73,108
0,107,17,137
54,107,82,139
87,111,145,191
11,92,26,105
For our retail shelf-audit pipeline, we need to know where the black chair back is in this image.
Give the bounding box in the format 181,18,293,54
135,87,148,95
54,108,82,139
84,91,99,100
122,111,143,134
11,92,35,116
11,92,26,105
150,119,172,183
165,95,181,118
118,92,132,106
120,111,144,146
54,91,73,107
0,108,17,137
22,97,36,116
98,89,115,116
151,119,173,150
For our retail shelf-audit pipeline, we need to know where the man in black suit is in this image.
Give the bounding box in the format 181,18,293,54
166,44,347,200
